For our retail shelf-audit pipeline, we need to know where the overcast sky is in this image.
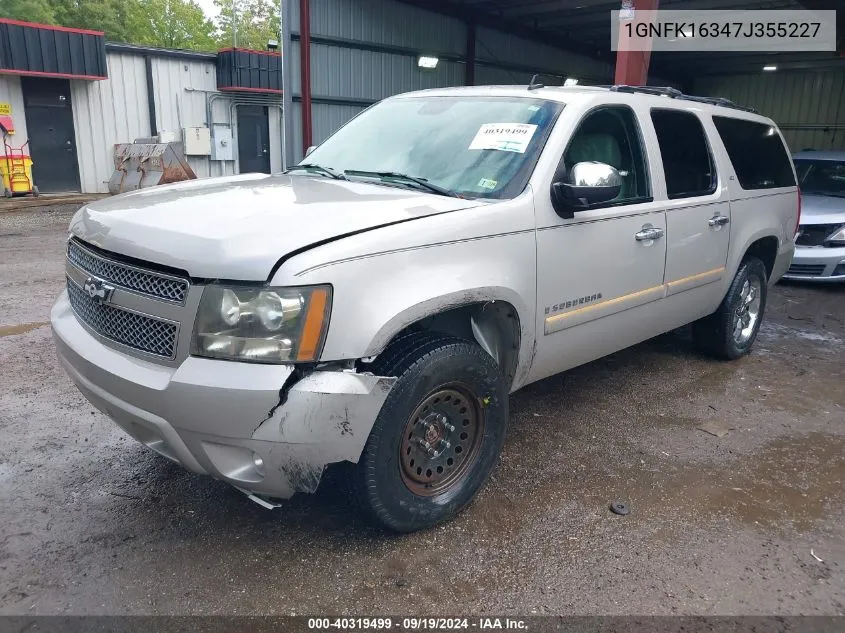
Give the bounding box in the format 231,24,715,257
196,0,221,20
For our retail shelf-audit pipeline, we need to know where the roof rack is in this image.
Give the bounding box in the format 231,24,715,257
608,85,758,113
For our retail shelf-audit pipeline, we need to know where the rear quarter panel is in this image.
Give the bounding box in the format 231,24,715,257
706,115,798,290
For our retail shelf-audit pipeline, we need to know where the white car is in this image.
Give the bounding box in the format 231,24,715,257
785,151,845,282
51,85,798,531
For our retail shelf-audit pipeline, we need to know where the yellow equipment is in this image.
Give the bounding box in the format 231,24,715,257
1,137,38,197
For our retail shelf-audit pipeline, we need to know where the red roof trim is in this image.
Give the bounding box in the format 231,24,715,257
218,47,281,57
0,68,107,80
219,85,283,94
0,18,104,37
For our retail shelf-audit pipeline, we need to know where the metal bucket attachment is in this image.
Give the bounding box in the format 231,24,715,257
108,142,197,195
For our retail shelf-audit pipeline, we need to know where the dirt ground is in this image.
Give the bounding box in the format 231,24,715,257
0,205,843,616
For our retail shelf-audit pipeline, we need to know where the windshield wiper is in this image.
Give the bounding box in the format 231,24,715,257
344,170,461,198
284,163,346,180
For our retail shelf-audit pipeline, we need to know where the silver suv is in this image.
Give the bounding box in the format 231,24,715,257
51,85,798,532
785,151,845,282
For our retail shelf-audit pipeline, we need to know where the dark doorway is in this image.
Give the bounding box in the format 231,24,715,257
237,105,271,174
20,78,81,193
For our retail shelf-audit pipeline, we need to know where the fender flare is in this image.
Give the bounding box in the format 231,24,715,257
363,286,535,388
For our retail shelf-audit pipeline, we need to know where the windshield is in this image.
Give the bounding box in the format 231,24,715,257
303,96,563,199
794,159,845,197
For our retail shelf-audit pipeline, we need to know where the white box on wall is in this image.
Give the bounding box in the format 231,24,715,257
210,125,233,161
183,127,211,155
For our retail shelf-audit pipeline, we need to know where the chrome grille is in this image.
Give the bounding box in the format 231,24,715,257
67,279,178,358
787,263,826,277
68,239,189,303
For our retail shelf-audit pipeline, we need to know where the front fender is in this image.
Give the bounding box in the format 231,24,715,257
284,230,538,389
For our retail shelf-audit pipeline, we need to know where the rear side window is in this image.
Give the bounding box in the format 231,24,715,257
651,109,716,199
712,116,795,189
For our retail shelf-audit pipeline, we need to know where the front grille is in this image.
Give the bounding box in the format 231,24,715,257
787,263,826,277
67,279,178,358
68,239,189,303
796,225,836,247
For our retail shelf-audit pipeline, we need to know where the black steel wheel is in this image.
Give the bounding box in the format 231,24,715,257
399,384,484,496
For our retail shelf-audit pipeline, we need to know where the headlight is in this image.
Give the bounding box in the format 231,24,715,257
191,284,331,363
825,225,845,247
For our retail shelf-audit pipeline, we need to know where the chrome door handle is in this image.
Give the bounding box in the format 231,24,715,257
635,226,664,241
708,215,730,227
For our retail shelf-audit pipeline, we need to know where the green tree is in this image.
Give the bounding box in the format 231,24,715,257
0,0,57,24
215,0,279,51
53,0,136,43
127,0,217,50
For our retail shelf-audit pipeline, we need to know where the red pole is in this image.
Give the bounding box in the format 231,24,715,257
614,0,659,86
299,0,313,151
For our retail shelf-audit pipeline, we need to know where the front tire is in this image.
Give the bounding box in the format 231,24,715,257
352,332,508,532
692,257,768,360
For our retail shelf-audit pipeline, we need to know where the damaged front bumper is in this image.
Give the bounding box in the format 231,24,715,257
50,290,395,501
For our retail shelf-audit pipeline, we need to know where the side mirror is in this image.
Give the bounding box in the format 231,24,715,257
551,161,622,219
304,145,317,157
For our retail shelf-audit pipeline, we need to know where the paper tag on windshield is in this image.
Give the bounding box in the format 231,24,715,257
469,123,538,154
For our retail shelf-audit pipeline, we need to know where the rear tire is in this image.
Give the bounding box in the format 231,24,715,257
692,257,768,360
352,332,508,532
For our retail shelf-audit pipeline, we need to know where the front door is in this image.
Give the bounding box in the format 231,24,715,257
21,78,80,192
237,105,271,174
529,105,668,384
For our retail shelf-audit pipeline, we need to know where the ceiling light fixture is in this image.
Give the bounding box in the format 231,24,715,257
417,56,439,69
564,77,579,86
763,64,778,71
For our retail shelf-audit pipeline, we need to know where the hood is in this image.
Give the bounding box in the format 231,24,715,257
70,173,484,280
800,193,845,225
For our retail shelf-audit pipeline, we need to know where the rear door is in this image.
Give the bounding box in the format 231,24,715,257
649,108,731,311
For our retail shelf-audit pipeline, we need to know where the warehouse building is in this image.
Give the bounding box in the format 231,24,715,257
0,0,842,194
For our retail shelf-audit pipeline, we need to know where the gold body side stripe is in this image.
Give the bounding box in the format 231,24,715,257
544,267,726,329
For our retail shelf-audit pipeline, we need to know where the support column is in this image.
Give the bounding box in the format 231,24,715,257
299,0,313,152
614,0,659,86
280,0,295,168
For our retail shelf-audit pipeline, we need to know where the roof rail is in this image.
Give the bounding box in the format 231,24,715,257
609,84,757,114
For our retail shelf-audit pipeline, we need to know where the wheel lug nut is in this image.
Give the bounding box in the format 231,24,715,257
444,422,455,432
440,439,451,449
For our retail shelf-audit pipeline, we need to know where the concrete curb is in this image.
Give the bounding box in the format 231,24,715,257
0,194,106,213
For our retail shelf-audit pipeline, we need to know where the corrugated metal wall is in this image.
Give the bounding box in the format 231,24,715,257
474,27,613,85
71,53,150,193
149,56,239,179
695,71,845,152
0,75,28,144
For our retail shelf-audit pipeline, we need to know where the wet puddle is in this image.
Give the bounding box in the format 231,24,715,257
0,322,48,337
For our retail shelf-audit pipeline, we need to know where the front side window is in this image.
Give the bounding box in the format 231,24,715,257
558,106,650,207
794,159,845,197
651,109,716,199
303,96,563,199
712,116,795,190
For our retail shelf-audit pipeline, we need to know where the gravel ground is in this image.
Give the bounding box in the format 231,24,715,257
0,205,843,616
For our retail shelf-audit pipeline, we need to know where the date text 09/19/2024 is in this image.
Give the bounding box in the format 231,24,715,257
307,618,529,630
